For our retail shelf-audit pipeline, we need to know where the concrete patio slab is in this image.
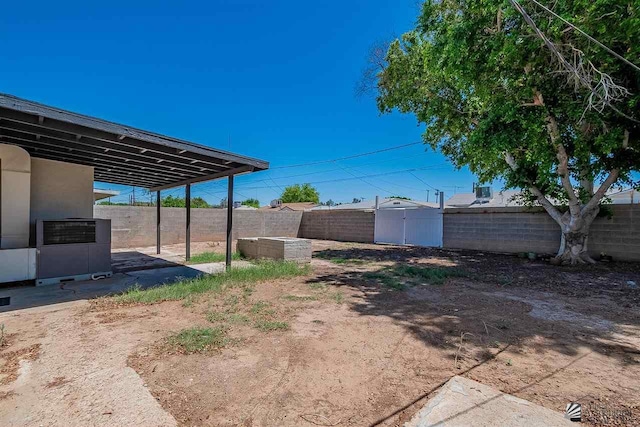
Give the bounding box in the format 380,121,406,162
405,376,573,427
0,261,252,312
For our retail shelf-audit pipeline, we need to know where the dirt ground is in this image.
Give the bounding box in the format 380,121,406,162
1,240,640,426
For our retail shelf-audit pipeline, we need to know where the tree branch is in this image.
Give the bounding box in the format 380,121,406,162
580,130,628,214
546,113,581,217
504,152,565,224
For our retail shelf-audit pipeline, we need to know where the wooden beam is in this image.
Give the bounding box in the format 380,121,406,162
149,165,254,192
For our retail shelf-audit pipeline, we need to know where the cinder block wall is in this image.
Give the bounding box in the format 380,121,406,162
94,206,302,248
298,210,375,243
443,205,639,261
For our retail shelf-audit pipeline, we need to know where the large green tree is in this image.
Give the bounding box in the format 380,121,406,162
280,183,320,204
375,0,639,264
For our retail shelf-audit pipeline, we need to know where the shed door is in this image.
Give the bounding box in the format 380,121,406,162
374,209,405,244
374,208,443,247
405,208,443,247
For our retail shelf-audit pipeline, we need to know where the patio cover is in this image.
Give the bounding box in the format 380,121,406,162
0,93,268,190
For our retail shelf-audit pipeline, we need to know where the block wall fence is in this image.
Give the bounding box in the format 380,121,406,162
94,205,639,261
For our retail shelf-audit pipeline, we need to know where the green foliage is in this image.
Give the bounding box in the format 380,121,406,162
97,201,129,206
389,196,411,200
187,251,242,264
254,320,289,331
280,183,320,204
111,260,310,304
363,264,467,290
161,195,211,208
167,326,229,353
241,198,260,208
377,0,639,201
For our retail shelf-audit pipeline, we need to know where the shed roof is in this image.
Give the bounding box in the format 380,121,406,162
0,93,268,190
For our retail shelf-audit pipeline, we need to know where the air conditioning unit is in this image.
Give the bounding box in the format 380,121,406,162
35,219,112,286
270,199,282,208
475,186,493,203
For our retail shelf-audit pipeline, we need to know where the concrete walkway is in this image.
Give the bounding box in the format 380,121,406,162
405,376,574,427
0,261,252,313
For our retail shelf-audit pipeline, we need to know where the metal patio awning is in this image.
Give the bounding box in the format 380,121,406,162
0,93,269,190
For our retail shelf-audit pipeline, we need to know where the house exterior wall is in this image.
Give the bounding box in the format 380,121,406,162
0,144,31,249
30,158,94,245
93,206,303,249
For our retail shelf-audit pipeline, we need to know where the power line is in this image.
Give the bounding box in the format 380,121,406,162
526,0,640,72
205,164,450,191
270,141,423,169
408,172,439,191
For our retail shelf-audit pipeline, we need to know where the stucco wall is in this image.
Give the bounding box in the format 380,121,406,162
93,206,303,249
30,158,94,245
298,210,375,243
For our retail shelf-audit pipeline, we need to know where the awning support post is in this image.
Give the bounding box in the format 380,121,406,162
186,184,191,261
156,190,161,254
226,175,234,271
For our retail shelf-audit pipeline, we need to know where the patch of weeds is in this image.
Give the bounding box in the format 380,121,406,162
182,295,196,308
254,320,289,331
390,265,467,285
308,282,328,291
207,311,250,325
224,294,239,307
250,301,271,314
362,271,405,290
167,327,228,353
111,260,310,304
0,324,5,348
187,251,242,265
312,320,324,324
329,258,367,265
506,358,513,366
282,295,318,302
491,341,501,348
330,291,344,304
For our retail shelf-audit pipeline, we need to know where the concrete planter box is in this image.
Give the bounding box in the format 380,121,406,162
237,237,312,263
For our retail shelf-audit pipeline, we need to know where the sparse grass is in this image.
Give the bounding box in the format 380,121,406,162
330,291,344,304
0,324,5,348
187,251,242,264
308,282,328,291
167,326,229,353
207,311,250,325
254,320,289,331
363,265,467,290
112,260,310,304
282,294,318,302
328,258,367,265
362,271,404,290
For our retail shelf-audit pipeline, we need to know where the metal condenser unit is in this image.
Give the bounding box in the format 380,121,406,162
36,219,112,286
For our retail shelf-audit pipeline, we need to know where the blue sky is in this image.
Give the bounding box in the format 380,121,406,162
0,0,478,205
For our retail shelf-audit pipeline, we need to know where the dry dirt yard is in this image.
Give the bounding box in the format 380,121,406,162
1,240,640,427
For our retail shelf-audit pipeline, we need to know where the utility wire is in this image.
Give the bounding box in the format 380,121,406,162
270,141,423,169
526,0,640,72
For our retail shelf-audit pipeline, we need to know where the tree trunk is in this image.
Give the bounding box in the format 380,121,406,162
554,207,599,265
557,229,595,264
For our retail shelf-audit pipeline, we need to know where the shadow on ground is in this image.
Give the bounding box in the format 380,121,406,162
311,246,640,363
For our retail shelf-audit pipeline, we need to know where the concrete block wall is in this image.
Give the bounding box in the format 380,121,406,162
298,210,375,243
444,205,640,261
94,206,302,249
237,237,312,263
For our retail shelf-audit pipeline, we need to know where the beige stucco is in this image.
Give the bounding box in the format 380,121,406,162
0,144,31,249
29,158,94,245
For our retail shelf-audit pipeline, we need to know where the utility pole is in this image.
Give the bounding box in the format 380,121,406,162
426,190,430,202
